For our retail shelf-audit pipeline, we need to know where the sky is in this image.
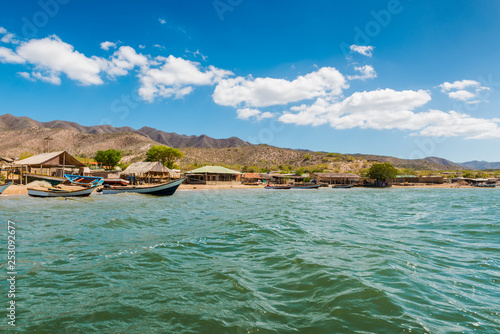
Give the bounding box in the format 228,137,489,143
0,0,499,162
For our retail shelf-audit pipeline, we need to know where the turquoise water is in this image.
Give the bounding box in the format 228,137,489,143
1,188,499,333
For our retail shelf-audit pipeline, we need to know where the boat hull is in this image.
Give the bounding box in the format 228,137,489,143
27,174,65,186
28,186,97,198
0,182,11,195
291,184,321,189
332,185,353,189
101,178,185,196
265,185,291,189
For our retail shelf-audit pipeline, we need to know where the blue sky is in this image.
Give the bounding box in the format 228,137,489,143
1,1,500,162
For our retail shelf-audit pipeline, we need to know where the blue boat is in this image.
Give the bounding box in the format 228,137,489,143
64,174,104,187
0,182,11,195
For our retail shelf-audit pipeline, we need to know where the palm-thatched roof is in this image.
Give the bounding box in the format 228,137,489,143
121,162,179,178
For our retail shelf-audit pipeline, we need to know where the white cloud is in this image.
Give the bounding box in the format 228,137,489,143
17,35,104,85
153,44,165,49
100,41,116,51
98,46,149,77
279,89,432,129
277,88,500,139
139,45,145,49
18,71,61,85
213,67,348,108
159,18,166,25
0,46,25,63
347,65,376,81
439,79,480,92
138,55,232,102
439,79,489,102
350,45,374,57
1,33,19,44
447,90,475,101
0,28,19,44
417,110,500,139
236,108,274,121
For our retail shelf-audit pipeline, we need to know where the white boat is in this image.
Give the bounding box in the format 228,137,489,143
99,178,185,196
0,182,11,195
27,185,99,197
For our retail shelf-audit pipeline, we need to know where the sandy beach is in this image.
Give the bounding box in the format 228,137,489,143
0,182,481,197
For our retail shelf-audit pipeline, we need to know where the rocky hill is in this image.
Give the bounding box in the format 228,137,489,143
459,160,500,170
351,154,465,171
0,114,250,148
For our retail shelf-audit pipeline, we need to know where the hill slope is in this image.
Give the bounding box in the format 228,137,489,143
459,160,500,170
0,114,250,148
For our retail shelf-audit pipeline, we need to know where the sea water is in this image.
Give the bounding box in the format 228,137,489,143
0,188,499,333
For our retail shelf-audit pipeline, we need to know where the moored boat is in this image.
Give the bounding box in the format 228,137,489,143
64,174,104,187
27,185,99,197
265,184,291,189
99,178,185,196
0,182,12,195
332,185,353,189
291,183,321,189
26,173,66,186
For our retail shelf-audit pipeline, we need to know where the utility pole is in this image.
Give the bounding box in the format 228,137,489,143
44,137,53,153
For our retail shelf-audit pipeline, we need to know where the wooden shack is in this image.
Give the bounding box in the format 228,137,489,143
14,151,85,185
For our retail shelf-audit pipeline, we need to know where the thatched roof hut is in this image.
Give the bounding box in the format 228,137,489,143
121,162,179,178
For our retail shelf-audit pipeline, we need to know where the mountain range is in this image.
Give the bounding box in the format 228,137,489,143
0,114,250,149
0,114,498,171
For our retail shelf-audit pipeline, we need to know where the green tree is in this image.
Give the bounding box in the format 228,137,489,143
94,149,122,169
367,163,398,184
146,145,184,169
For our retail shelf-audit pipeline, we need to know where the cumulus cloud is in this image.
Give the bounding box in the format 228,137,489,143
0,46,25,63
100,41,116,51
347,65,376,81
279,89,432,129
439,80,480,92
98,45,149,77
277,88,500,139
18,71,61,85
213,67,348,108
439,79,489,102
350,45,374,57
17,35,104,85
138,55,232,101
0,27,19,44
236,108,274,121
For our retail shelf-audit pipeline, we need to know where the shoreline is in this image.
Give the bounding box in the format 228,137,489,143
0,183,484,196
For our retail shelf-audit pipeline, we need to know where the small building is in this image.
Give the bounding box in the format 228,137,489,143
242,173,272,185
120,162,179,183
313,172,360,185
186,166,241,184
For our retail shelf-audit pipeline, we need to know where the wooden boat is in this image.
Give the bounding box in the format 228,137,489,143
27,184,99,197
64,174,104,187
99,178,185,196
332,185,353,189
102,178,129,186
291,183,321,189
26,173,65,186
0,182,12,195
265,184,291,189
